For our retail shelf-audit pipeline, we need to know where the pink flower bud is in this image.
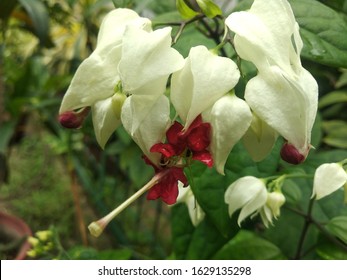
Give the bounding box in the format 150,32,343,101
280,142,307,165
58,107,90,129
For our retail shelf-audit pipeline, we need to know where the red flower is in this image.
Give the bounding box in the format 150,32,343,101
151,115,213,167
144,115,213,204
147,167,188,205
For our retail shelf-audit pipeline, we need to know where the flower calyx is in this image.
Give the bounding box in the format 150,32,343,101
58,107,90,129
280,141,309,165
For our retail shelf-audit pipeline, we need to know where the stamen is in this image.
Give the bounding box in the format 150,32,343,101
88,171,168,237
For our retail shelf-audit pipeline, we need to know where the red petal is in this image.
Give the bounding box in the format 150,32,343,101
146,167,187,205
193,151,213,167
150,143,176,158
142,155,160,172
186,123,211,152
280,142,307,165
166,122,184,145
179,115,203,138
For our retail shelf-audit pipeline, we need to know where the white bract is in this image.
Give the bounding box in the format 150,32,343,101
224,176,267,226
59,9,184,148
312,163,347,200
260,192,286,227
226,0,318,161
176,184,205,226
171,46,252,174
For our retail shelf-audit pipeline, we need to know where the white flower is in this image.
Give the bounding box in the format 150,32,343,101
226,0,318,163
224,176,267,226
171,46,251,174
176,184,205,226
312,163,347,200
203,94,252,174
59,9,184,148
121,95,170,165
260,192,286,227
242,113,278,162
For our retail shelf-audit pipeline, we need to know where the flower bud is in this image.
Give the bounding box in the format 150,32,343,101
58,107,90,129
280,142,307,164
111,92,127,119
266,192,285,218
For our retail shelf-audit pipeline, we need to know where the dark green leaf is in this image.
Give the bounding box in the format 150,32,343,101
0,0,18,19
282,179,303,205
289,0,347,67
171,204,195,259
326,216,347,243
316,235,347,259
319,91,347,108
187,162,238,237
18,0,50,45
213,230,286,260
0,120,17,154
185,218,232,259
322,120,347,148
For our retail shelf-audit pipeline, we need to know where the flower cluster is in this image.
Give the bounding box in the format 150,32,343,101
59,0,319,233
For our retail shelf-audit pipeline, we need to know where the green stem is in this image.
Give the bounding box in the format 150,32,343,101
294,198,315,259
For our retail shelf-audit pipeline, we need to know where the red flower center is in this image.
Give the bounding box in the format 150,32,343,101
144,115,213,204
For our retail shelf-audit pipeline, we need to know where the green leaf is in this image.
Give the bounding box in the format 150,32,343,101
186,162,238,237
196,0,222,18
319,91,347,108
18,0,50,45
176,0,199,19
0,120,16,154
322,120,347,148
152,11,182,27
282,179,302,205
97,248,132,260
335,70,347,88
171,204,195,259
289,0,347,67
0,0,18,19
185,218,234,259
213,230,285,260
173,24,217,57
316,235,347,260
326,216,347,244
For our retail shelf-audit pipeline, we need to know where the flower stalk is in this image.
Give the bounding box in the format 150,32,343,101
88,171,168,237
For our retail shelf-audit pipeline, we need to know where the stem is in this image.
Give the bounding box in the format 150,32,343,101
199,18,227,57
294,198,315,259
88,171,168,237
172,15,205,45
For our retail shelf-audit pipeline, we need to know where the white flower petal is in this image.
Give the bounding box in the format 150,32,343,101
242,114,278,162
312,163,347,200
95,9,151,57
225,176,267,225
237,185,267,226
91,98,121,148
245,67,318,154
226,0,298,74
119,26,184,92
59,45,122,113
177,184,205,227
123,77,168,135
203,94,252,174
171,45,240,128
121,95,170,164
